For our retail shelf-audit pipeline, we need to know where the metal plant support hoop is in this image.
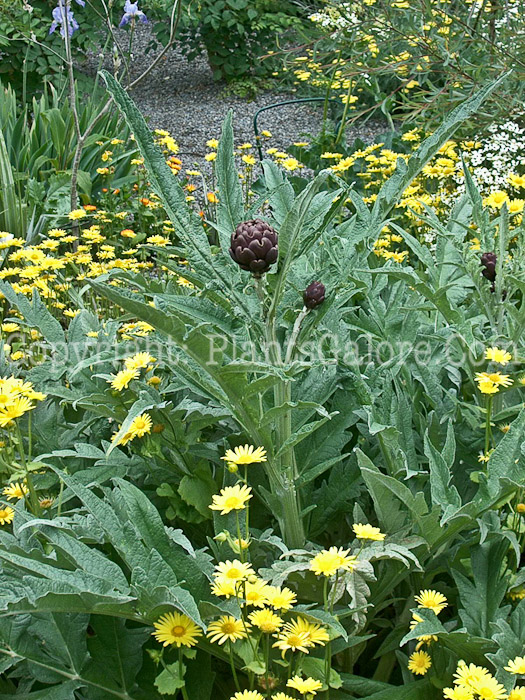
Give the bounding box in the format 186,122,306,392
253,97,343,161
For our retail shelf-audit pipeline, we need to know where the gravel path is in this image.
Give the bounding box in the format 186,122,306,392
83,27,385,170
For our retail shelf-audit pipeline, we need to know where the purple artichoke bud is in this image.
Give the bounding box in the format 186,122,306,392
303,281,326,309
229,219,278,275
481,251,497,283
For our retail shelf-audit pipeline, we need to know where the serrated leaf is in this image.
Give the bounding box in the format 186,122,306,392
215,109,244,253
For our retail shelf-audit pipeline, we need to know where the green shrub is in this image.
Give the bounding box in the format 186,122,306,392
0,0,100,95
169,0,304,81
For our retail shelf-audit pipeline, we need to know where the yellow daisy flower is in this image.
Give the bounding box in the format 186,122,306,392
273,629,312,657
0,397,35,427
265,585,297,611
129,413,151,436
207,616,249,645
453,661,492,688
209,484,252,515
211,579,237,598
407,650,432,675
471,674,507,699
124,352,156,370
0,506,15,525
109,368,139,391
489,372,513,387
485,347,512,365
475,373,501,394
505,656,525,674
221,444,267,466
2,482,28,500
213,559,254,584
152,611,202,647
414,589,448,615
286,676,323,696
248,609,284,633
68,209,87,220
443,686,474,699
310,546,357,577
284,618,329,647
241,578,270,607
352,523,386,541
509,688,525,700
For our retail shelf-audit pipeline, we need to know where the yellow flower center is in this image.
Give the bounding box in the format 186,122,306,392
225,496,241,509
225,568,241,579
287,634,303,646
222,622,236,634
171,625,186,637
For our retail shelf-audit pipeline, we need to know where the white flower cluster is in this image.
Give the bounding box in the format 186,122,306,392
493,1,524,47
309,3,358,31
450,119,525,194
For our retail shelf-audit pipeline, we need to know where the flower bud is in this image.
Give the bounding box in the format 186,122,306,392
303,281,326,309
480,252,497,284
229,219,278,275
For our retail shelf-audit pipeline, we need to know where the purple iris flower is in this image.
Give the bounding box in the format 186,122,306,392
119,0,148,27
49,3,80,37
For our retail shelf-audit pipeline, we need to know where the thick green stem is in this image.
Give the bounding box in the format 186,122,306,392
258,279,305,548
275,477,305,549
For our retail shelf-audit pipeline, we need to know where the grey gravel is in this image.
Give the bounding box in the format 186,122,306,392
83,26,385,171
